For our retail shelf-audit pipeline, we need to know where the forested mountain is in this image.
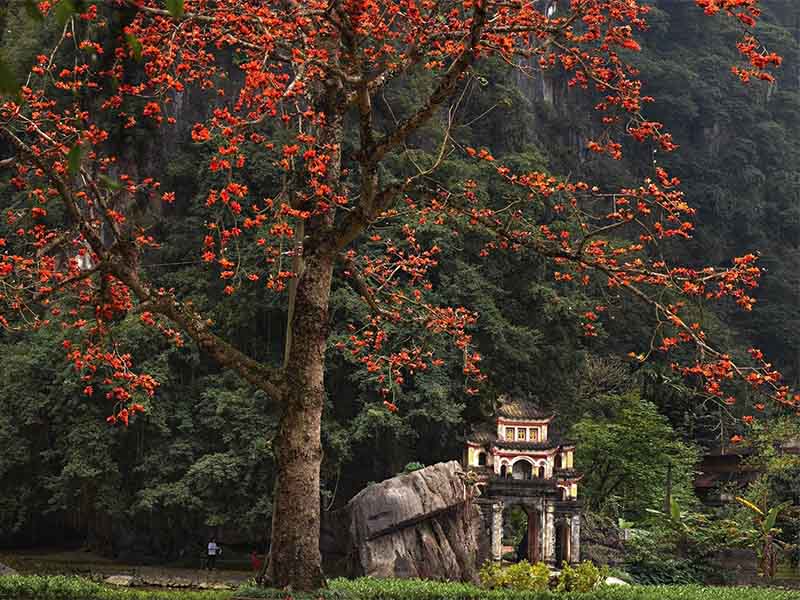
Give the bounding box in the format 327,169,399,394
0,0,797,561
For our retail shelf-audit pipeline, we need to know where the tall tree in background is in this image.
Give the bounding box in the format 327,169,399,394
0,0,790,589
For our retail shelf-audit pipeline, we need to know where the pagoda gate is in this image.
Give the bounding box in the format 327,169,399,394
464,396,582,566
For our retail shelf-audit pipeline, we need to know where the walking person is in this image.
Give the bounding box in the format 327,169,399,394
250,549,263,573
206,538,221,571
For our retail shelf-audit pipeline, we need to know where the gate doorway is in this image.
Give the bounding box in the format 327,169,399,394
505,505,541,563
512,461,533,480
555,519,570,565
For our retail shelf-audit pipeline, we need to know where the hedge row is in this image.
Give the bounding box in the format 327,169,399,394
1,574,798,600
237,577,800,600
0,575,231,600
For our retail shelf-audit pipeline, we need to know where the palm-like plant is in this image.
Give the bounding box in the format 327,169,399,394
734,497,793,578
645,497,717,558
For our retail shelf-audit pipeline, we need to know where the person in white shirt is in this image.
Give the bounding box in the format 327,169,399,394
206,538,221,570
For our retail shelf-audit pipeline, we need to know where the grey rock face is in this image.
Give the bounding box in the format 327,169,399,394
323,461,482,582
349,461,471,539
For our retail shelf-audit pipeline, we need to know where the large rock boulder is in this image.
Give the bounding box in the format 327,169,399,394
349,460,472,540
322,461,482,582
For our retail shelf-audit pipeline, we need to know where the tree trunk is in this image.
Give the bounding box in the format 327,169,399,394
266,249,334,590
762,536,776,578
266,30,344,585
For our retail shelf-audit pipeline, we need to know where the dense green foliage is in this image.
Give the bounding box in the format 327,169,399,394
0,0,797,564
572,393,698,517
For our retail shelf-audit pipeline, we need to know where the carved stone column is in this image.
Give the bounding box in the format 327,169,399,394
570,514,581,564
544,502,556,565
491,501,504,562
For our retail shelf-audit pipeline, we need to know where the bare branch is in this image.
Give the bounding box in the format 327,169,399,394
362,2,488,166
114,259,287,400
341,255,389,317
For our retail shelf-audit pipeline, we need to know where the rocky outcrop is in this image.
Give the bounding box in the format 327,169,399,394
580,513,625,567
322,461,483,582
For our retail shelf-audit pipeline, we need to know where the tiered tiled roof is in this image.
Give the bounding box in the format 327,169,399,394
466,425,496,445
496,396,553,421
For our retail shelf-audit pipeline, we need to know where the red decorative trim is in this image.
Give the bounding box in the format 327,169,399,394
494,451,552,459
498,418,553,426
493,446,558,455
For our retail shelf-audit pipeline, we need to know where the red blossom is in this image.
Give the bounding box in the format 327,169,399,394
0,0,787,434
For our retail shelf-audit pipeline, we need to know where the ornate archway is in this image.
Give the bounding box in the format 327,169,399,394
512,459,533,480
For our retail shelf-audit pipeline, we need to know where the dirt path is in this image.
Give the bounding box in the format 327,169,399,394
0,549,253,589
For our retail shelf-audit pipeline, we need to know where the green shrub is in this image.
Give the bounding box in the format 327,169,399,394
556,561,608,593
478,561,549,592
478,562,505,590
401,462,425,474
624,558,704,585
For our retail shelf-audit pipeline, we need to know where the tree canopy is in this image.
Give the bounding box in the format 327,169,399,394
0,0,796,589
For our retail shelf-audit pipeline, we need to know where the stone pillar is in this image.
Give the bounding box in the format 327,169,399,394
570,514,581,564
491,501,504,562
544,503,556,565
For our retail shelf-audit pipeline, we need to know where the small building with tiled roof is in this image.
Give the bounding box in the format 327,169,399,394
464,395,582,566
465,396,579,496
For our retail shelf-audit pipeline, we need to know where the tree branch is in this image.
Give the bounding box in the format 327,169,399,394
341,255,389,317
115,259,286,400
332,3,487,252
1,128,107,257
362,2,488,166
1,128,286,402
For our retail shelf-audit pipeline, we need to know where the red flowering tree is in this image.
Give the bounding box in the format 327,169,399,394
0,0,791,589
